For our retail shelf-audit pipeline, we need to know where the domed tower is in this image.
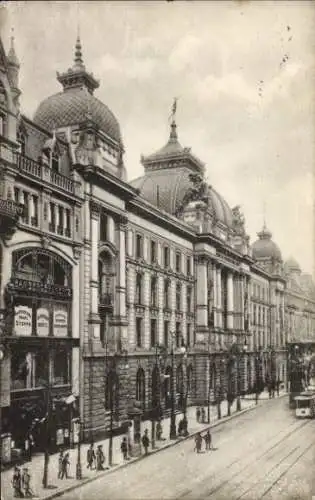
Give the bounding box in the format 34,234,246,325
33,36,126,180
131,110,235,242
251,223,283,275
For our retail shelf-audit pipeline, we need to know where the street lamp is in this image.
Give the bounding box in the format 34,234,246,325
42,381,52,488
169,332,177,440
179,343,189,436
75,419,82,480
151,344,162,450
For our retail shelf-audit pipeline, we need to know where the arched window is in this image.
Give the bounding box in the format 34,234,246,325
105,369,119,419
17,129,26,156
51,151,59,172
164,366,172,409
176,283,181,311
136,273,142,305
136,368,146,409
98,251,114,303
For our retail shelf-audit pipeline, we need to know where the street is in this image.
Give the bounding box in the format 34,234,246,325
61,397,314,500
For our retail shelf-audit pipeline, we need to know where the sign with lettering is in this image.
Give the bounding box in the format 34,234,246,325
14,305,32,336
36,307,50,337
53,307,68,337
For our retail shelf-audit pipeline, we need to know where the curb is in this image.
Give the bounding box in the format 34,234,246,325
37,394,288,500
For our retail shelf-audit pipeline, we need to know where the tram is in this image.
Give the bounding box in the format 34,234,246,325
294,391,315,418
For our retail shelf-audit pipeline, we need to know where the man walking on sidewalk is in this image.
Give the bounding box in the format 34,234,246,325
142,429,150,456
203,430,212,451
87,443,96,469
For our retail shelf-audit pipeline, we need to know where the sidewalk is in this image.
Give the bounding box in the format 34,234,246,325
1,390,287,500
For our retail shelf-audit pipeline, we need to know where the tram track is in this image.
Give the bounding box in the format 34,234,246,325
178,418,313,500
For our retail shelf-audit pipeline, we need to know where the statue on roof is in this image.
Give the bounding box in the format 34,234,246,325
175,172,212,217
232,205,246,235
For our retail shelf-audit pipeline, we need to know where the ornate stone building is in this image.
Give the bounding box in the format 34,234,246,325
0,35,314,459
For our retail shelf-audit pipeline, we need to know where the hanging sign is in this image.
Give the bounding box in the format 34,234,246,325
36,307,50,336
53,306,68,337
14,305,32,336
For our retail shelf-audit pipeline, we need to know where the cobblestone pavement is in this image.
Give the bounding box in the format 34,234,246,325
1,392,288,500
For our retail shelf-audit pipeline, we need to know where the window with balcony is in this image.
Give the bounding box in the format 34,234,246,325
187,286,192,313
136,273,143,305
150,276,157,307
136,234,143,259
176,283,181,311
175,252,181,273
150,318,157,347
151,240,157,264
164,279,170,309
136,317,142,347
164,246,169,268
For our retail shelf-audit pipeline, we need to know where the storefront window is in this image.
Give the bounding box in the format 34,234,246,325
11,351,32,391
34,350,49,387
52,349,69,386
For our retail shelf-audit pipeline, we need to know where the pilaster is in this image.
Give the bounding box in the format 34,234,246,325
227,272,234,329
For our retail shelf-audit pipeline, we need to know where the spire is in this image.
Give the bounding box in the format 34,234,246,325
73,35,84,70
7,28,20,67
169,120,178,142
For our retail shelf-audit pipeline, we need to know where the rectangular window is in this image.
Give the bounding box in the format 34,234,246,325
100,213,108,242
136,234,143,259
150,318,157,347
164,320,169,348
187,286,192,313
186,257,191,276
136,317,142,347
164,247,169,268
176,284,181,311
187,324,191,347
175,252,181,273
150,277,157,307
176,322,181,348
34,350,49,387
151,240,156,264
136,274,142,305
164,280,169,308
11,351,31,391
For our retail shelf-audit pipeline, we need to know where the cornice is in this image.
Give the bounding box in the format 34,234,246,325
126,257,195,283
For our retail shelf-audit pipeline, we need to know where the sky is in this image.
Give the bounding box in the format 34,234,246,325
1,1,315,276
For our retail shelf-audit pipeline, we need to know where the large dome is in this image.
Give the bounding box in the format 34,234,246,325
132,121,233,227
252,225,282,261
33,36,122,145
33,87,121,144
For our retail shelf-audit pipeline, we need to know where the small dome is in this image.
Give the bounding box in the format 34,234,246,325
251,225,282,261
131,167,233,227
285,257,301,273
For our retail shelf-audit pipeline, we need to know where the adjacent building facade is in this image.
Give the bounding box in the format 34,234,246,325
1,35,314,460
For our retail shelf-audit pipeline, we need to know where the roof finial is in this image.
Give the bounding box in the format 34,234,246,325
74,33,84,69
8,27,20,67
168,97,179,141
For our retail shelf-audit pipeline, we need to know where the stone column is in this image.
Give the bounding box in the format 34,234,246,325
195,255,208,347
89,201,101,343
227,272,234,330
240,275,245,331
216,267,222,329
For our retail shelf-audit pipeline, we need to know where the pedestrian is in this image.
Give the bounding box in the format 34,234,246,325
12,466,23,497
196,407,201,423
203,429,212,451
96,444,105,471
201,407,206,423
22,468,33,497
60,452,70,479
86,443,96,469
156,420,163,441
141,429,150,455
24,433,33,462
121,437,128,460
58,450,64,479
194,433,202,453
276,378,280,397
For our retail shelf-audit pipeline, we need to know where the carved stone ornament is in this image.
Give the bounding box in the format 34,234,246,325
176,172,212,217
90,200,101,217
232,205,246,236
73,245,82,262
41,235,51,249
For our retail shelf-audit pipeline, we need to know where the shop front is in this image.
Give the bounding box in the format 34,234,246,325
2,247,78,458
